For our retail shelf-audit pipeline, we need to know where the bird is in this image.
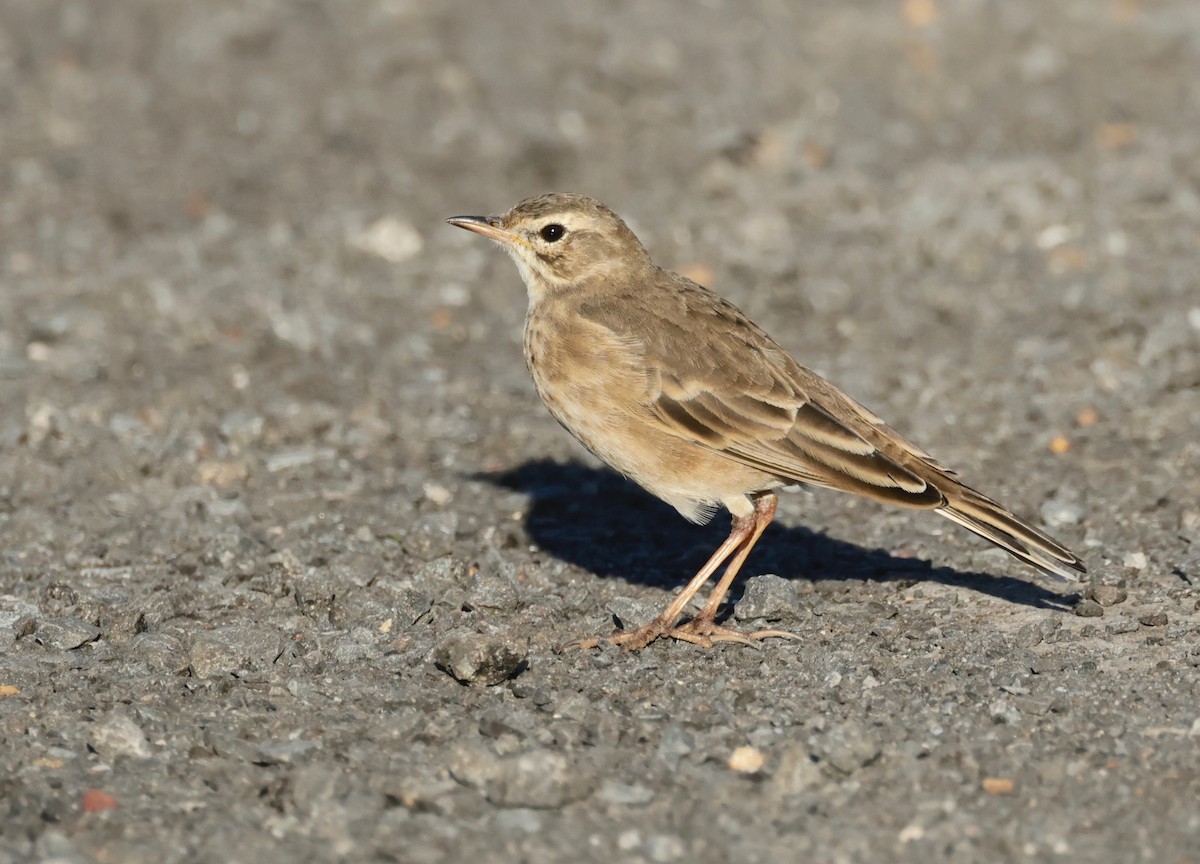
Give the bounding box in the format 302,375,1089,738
447,193,1086,651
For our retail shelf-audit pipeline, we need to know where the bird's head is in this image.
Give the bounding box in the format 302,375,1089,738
447,193,653,299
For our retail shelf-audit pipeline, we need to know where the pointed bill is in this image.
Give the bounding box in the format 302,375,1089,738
446,215,521,246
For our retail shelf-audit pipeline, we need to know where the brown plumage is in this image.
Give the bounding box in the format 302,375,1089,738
448,193,1085,650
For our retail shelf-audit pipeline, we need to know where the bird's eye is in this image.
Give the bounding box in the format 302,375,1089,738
539,223,566,243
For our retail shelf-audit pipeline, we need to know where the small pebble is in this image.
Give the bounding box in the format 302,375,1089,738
733,574,803,622
1089,584,1128,607
36,617,101,650
422,482,453,506
256,739,319,765
728,745,765,774
413,556,469,589
391,587,433,626
1015,622,1044,647
596,781,655,805
264,446,333,473
770,745,822,796
989,699,1021,725
405,513,459,561
433,630,526,686
495,809,543,833
981,777,1015,795
188,626,283,679
1105,618,1140,636
484,749,596,809
465,569,521,613
1074,599,1104,618
1123,551,1148,570
1138,611,1168,627
90,712,152,760
81,789,119,813
656,726,695,770
509,682,553,706
448,743,502,790
819,722,881,774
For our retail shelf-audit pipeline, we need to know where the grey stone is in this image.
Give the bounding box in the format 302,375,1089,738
464,569,520,612
483,749,597,809
771,745,823,796
819,722,881,774
1015,622,1044,647
36,616,101,650
219,410,264,449
404,512,459,561
495,808,544,833
264,446,335,473
733,574,804,622
433,630,527,685
656,725,695,770
188,626,283,679
256,738,320,765
412,556,469,590
11,615,37,640
1105,618,1140,636
128,632,191,674
596,780,655,805
331,640,374,664
1090,584,1128,607
448,743,503,790
0,598,39,632
387,586,433,626
89,710,152,759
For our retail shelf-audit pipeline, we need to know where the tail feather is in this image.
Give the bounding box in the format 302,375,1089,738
937,489,1086,582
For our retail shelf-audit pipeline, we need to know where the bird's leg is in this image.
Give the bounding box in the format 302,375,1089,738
669,493,800,647
576,507,756,651
579,492,800,651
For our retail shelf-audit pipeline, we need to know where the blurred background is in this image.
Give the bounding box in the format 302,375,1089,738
1,1,1198,862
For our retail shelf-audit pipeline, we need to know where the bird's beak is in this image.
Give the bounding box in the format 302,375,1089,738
446,215,519,247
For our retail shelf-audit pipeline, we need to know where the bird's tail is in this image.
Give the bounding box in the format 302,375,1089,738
937,488,1086,582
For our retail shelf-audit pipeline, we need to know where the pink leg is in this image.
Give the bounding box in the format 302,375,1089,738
579,493,800,651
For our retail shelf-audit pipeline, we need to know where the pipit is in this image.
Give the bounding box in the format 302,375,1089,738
448,193,1085,650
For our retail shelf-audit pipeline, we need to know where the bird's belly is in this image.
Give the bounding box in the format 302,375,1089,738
525,316,777,520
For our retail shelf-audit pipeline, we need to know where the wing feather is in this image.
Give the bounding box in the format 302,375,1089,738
582,279,952,509
574,276,1083,579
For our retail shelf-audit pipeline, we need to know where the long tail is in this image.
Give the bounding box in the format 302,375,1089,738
937,488,1086,582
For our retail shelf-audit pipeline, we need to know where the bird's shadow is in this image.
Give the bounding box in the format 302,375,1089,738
475,460,1077,611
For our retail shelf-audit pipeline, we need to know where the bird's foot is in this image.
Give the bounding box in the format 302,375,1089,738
576,616,801,652
668,617,802,649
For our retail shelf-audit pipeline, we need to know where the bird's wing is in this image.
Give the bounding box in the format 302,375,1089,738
578,277,1086,581
580,280,951,508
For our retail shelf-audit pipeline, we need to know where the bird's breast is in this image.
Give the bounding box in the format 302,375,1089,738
521,305,779,522
522,310,649,440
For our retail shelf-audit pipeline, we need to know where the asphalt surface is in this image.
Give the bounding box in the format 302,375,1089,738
1,1,1199,862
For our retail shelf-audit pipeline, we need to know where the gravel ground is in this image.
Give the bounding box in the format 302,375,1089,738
2,1,1199,862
